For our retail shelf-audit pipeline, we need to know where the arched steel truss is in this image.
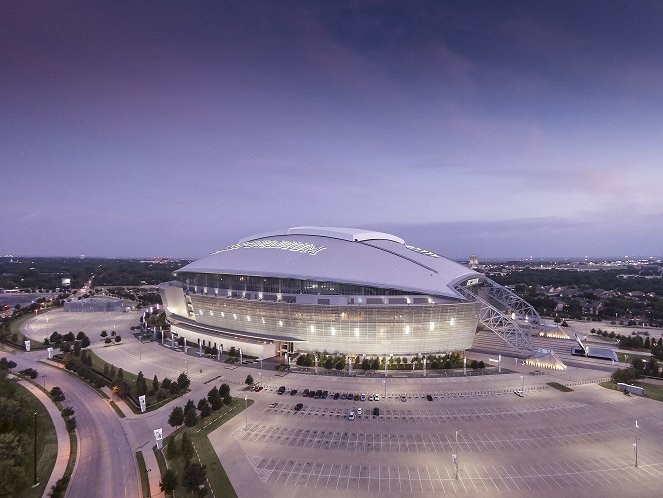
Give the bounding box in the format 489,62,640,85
453,278,538,353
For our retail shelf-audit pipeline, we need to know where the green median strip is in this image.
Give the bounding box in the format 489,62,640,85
546,382,574,392
110,401,126,418
136,451,151,498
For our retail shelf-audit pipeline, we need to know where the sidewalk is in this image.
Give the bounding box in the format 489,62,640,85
17,378,71,496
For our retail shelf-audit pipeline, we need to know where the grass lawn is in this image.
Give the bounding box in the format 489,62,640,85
6,313,46,349
600,380,663,402
136,451,150,498
14,383,58,498
160,398,253,498
617,351,652,363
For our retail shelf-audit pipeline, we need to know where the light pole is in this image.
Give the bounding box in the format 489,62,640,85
41,375,46,389
244,393,248,429
521,375,524,393
383,379,386,398
185,360,188,376
33,411,38,486
635,419,639,467
454,429,459,480
259,358,263,386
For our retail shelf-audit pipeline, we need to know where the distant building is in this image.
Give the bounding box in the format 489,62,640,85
469,254,479,269
64,297,129,312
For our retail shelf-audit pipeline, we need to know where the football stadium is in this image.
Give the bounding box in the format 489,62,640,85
159,227,541,359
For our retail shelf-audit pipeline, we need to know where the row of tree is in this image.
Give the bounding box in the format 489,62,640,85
295,351,467,371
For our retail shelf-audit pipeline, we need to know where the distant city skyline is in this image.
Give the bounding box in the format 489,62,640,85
2,1,663,259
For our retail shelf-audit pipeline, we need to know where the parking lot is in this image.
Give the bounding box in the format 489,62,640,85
213,381,663,497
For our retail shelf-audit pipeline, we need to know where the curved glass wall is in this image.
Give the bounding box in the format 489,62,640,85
187,293,480,355
176,271,423,297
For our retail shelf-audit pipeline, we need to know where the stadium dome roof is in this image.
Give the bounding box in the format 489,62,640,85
176,227,481,299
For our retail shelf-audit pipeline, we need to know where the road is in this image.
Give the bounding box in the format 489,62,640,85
6,350,139,498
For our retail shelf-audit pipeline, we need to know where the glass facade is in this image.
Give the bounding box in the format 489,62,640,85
186,293,480,355
176,271,422,297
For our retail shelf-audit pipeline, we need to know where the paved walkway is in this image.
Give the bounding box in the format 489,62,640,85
16,377,71,497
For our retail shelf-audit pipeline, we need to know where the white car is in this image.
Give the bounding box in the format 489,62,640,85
269,402,278,408
348,411,355,421
360,393,367,401
368,394,374,401
514,390,525,397
374,394,380,401
357,407,362,415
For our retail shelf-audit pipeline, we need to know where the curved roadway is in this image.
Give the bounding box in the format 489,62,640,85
7,351,139,498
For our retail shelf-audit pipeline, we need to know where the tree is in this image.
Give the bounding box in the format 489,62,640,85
104,337,112,344
136,371,148,396
197,398,211,419
159,468,178,497
167,406,184,427
177,373,191,391
181,431,194,462
207,387,222,411
100,330,108,338
219,383,230,398
0,433,28,495
182,462,207,493
244,374,254,386
76,331,86,341
117,368,124,380
50,386,65,402
114,335,122,343
152,375,159,392
324,357,334,370
81,335,91,348
611,368,637,384
184,399,198,427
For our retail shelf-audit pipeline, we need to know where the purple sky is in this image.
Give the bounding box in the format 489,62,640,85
2,1,663,259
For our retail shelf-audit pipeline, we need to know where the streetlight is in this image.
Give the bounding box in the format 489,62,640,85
41,375,46,389
33,411,38,487
520,375,524,393
244,393,248,430
635,419,639,467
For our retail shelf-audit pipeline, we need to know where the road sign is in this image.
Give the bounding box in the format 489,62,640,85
139,395,147,413
24,340,31,352
47,347,53,359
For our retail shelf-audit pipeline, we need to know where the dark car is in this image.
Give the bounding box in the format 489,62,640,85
426,394,433,401
315,389,323,399
334,392,340,400
290,389,298,396
294,403,303,411
354,394,360,401
303,389,309,397
373,407,380,416
322,390,329,399
277,386,286,395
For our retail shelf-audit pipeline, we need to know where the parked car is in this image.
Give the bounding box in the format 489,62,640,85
290,389,298,396
360,393,367,401
426,394,433,401
333,392,340,400
373,407,380,416
374,394,380,401
348,411,355,421
277,386,286,395
294,403,303,411
357,407,363,415
400,396,407,402
256,386,263,392
354,394,360,401
303,389,309,397
322,390,329,399
368,394,374,401
269,402,278,408
514,390,525,397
